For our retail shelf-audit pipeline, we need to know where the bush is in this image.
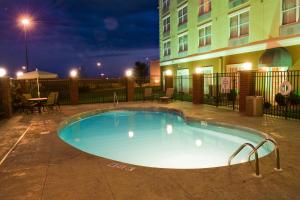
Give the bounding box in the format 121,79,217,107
228,89,237,101
264,102,272,110
79,86,90,93
289,91,300,105
275,93,286,106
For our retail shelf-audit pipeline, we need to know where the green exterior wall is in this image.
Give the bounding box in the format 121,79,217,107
159,0,300,74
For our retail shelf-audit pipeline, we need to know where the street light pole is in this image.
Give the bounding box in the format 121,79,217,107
20,17,31,72
24,26,29,72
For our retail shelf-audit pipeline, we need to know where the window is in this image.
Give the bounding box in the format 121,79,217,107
282,0,300,25
162,0,170,12
199,0,211,16
230,10,249,38
178,6,188,26
199,25,211,47
176,69,190,93
163,16,170,33
178,34,188,52
163,41,171,56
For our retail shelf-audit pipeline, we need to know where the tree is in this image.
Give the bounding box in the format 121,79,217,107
134,61,148,87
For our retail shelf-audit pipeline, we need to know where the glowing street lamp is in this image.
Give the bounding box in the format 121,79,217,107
125,69,133,77
70,69,78,78
16,71,24,78
0,68,7,77
19,16,32,72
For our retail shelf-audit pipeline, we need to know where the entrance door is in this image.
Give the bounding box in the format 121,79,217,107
176,69,189,94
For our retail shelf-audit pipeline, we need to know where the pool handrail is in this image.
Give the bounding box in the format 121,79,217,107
228,143,260,176
248,138,281,171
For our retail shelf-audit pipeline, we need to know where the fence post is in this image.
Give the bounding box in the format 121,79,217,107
165,75,173,91
70,78,79,105
0,77,12,118
193,73,204,104
239,71,255,113
126,77,135,102
216,73,219,107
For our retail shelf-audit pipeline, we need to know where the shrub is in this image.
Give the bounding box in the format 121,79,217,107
228,89,237,101
264,102,272,110
289,91,300,105
275,93,286,106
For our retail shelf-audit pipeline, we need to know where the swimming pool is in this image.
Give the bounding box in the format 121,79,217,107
59,109,274,169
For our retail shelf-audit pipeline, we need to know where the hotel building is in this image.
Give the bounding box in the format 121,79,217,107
159,0,300,85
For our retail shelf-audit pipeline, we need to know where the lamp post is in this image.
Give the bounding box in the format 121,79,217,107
20,17,32,72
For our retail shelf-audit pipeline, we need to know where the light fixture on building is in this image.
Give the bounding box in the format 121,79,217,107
242,62,252,71
0,67,7,77
165,69,172,76
70,69,78,78
261,67,269,72
125,69,133,77
195,67,203,74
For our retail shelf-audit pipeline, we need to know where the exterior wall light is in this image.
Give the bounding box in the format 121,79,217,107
195,67,203,74
242,62,252,71
165,69,172,76
0,67,7,77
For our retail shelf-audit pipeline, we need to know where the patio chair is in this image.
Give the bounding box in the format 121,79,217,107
53,92,60,110
22,93,32,100
44,92,57,111
160,88,174,103
20,95,37,114
143,88,153,101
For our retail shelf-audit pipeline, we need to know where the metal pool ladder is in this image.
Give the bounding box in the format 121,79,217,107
228,138,281,177
113,92,119,106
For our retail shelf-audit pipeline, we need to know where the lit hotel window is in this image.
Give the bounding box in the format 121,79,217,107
199,25,211,47
199,0,211,16
163,16,170,33
178,34,188,52
230,10,249,38
178,6,188,26
282,0,300,25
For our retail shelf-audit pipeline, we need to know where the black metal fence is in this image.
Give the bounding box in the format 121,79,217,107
78,78,127,104
255,70,300,119
0,81,4,116
203,72,239,110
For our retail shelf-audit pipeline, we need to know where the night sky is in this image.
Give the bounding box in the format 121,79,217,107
0,0,159,77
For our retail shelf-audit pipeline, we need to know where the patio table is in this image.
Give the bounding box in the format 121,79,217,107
28,98,48,113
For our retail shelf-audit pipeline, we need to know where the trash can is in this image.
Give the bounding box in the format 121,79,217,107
246,96,264,117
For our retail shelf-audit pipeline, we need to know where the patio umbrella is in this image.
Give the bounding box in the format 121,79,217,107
17,69,58,97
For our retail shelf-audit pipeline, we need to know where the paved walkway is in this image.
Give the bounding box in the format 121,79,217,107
0,102,299,200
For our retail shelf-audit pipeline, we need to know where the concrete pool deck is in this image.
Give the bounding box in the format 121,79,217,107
0,102,299,200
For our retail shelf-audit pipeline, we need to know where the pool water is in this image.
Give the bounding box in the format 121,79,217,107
59,110,273,169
